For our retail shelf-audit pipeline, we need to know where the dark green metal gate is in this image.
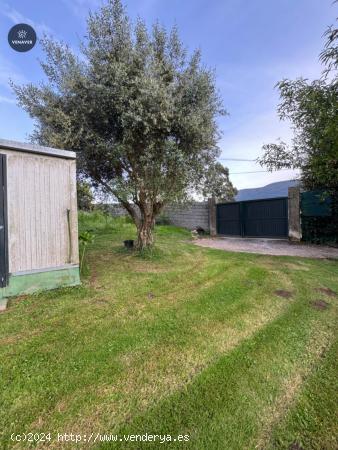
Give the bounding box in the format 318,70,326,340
217,197,288,238
0,154,8,287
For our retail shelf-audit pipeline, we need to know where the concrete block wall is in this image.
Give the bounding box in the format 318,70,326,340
105,204,127,217
163,202,210,231
107,202,210,231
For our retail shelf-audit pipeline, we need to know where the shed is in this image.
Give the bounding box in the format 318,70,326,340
0,139,80,304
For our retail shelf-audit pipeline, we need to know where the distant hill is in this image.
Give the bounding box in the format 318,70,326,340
235,179,299,201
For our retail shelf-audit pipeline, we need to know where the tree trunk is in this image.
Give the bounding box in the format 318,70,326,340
136,215,155,250
118,195,163,251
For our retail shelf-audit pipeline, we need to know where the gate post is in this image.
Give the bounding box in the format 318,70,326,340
208,197,217,237
288,187,301,241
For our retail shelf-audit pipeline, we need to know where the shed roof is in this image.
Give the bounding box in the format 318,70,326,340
0,139,76,159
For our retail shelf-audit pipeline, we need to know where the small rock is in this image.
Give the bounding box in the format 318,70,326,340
191,230,199,240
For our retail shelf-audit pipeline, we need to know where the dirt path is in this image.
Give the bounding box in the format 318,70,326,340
194,237,338,259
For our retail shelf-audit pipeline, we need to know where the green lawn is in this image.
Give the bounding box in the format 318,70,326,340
0,212,337,449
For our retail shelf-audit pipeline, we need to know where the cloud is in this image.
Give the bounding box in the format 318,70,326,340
0,1,54,36
213,55,325,189
0,95,16,105
217,104,299,189
0,54,27,91
61,0,101,19
0,2,55,93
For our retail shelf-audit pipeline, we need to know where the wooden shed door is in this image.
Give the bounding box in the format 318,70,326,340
0,154,8,287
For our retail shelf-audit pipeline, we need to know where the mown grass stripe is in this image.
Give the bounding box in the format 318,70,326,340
101,299,337,449
267,336,338,450
12,266,284,440
59,278,289,438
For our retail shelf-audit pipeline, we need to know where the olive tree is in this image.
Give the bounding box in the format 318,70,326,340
13,0,234,249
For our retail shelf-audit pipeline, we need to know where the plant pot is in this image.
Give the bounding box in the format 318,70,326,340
123,239,134,249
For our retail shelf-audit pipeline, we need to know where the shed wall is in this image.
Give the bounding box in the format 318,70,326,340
0,148,79,273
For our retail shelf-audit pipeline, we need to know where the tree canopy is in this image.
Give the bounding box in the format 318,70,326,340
201,163,237,201
258,19,338,192
13,0,235,248
77,181,94,211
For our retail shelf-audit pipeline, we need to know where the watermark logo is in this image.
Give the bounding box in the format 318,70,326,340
8,23,36,52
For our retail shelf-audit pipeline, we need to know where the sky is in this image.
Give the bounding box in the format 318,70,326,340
0,0,336,189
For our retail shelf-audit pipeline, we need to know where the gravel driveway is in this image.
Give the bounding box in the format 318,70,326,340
194,237,338,259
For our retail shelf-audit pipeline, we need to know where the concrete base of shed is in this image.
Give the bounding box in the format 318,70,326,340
0,298,8,311
0,265,80,299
